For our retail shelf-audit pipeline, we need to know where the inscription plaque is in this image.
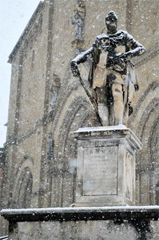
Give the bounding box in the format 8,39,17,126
74,126,141,206
83,146,118,196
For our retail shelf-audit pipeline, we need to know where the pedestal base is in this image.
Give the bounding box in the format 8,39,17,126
1,207,159,240
73,125,142,206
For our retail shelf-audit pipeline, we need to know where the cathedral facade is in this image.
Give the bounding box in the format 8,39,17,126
1,0,159,235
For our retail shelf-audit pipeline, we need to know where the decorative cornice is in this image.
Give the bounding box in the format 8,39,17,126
2,206,159,222
8,1,44,63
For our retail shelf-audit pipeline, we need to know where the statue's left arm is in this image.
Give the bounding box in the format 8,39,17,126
120,32,146,60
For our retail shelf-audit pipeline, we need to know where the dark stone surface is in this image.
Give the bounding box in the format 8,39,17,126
1,206,159,222
1,207,159,239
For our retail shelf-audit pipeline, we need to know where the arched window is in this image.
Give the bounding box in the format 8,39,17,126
16,167,33,208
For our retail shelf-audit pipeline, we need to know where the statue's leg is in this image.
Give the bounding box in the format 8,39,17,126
112,83,124,125
123,84,128,126
96,87,109,126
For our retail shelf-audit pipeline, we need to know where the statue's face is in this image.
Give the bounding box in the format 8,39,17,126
105,16,117,32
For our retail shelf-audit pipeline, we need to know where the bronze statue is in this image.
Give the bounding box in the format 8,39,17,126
71,11,145,126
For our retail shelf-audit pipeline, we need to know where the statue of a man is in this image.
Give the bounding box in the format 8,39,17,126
71,11,145,126
71,13,84,40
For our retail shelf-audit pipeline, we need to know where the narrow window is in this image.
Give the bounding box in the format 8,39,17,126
31,50,35,69
39,14,43,33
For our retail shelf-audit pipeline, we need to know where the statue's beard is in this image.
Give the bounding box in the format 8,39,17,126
106,23,117,34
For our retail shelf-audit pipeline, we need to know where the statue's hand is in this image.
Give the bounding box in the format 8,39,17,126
116,52,132,61
71,61,80,77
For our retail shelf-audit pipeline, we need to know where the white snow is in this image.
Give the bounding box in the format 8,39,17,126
75,125,128,133
2,205,159,215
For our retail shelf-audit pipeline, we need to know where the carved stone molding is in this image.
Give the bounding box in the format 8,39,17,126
135,42,159,68
138,98,159,141
149,115,159,165
50,97,93,207
136,98,159,205
39,0,55,207
12,167,33,208
130,81,159,124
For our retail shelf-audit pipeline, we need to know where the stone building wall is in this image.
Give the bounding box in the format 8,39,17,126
0,149,5,209
1,0,159,235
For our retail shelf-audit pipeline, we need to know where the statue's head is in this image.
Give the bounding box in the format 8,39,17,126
105,11,118,34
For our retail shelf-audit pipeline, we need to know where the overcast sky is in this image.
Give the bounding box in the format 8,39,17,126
0,0,42,147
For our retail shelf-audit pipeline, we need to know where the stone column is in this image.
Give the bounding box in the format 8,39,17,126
72,125,142,206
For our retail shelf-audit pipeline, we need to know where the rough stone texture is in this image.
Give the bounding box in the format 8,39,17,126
9,221,137,240
1,0,159,236
7,220,159,240
74,126,142,206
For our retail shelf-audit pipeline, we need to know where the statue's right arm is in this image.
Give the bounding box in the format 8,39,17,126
72,47,94,64
71,47,94,77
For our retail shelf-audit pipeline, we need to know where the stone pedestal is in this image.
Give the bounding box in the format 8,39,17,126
73,125,142,206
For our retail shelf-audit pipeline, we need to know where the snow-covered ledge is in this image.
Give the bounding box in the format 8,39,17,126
72,125,142,151
1,207,159,239
1,206,159,222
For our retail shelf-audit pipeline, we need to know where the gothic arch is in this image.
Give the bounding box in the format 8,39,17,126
50,92,94,207
51,76,92,155
136,97,159,205
50,79,80,131
12,158,33,208
136,98,159,164
130,81,159,124
149,116,159,164
56,97,92,158
150,116,159,204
